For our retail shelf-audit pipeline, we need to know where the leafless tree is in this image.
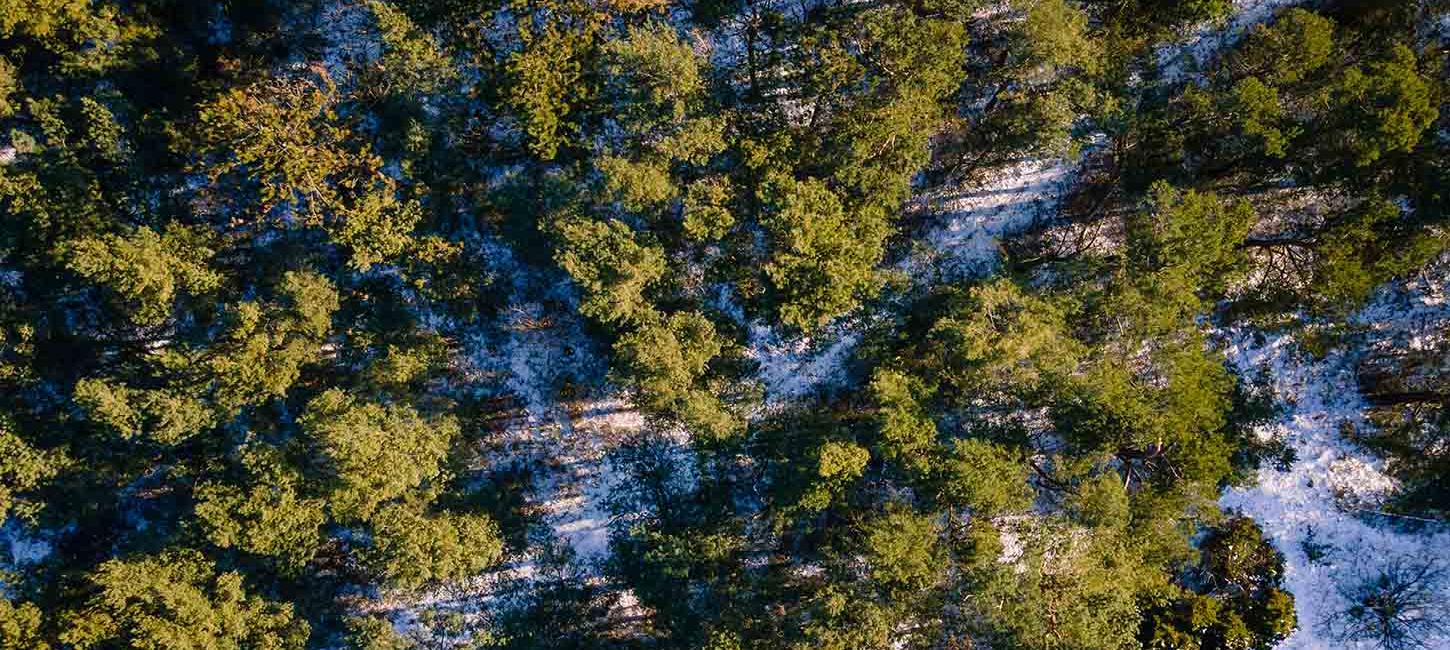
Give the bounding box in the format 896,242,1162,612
1323,557,1449,650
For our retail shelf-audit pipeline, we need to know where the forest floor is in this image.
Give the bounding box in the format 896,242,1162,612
321,0,1450,645
1219,275,1450,649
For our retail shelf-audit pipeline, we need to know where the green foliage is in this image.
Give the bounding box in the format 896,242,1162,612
194,448,325,574
604,22,706,129
0,420,66,523
1324,45,1438,168
198,76,352,215
73,379,213,445
861,505,943,594
614,311,739,438
207,271,339,414
940,438,1033,517
3,0,1441,646
65,225,219,326
927,279,1080,401
366,0,457,97
967,521,1158,650
0,598,47,650
1145,517,1297,649
0,56,18,119
870,368,937,476
1068,473,1130,530
1280,197,1448,312
682,177,735,241
1233,8,1334,86
832,9,966,204
554,215,666,326
300,389,456,523
364,503,504,588
60,550,309,650
344,616,410,650
199,77,420,269
504,4,596,160
760,174,886,331
1126,182,1255,305
598,156,675,212
796,440,869,513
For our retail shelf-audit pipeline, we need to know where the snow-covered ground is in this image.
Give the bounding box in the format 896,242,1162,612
747,318,863,408
906,155,1083,281
327,1,1450,646
1156,0,1304,83
1219,275,1450,649
738,147,1095,414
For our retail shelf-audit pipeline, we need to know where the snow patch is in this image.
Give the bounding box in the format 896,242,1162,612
747,319,862,408
908,153,1087,281
1156,0,1304,84
1219,276,1450,649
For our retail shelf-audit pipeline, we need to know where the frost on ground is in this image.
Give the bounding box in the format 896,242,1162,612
358,235,655,641
456,241,644,568
0,521,52,574
1218,274,1450,649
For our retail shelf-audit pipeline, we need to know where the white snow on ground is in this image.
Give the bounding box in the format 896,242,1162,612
747,319,862,408
907,155,1084,281
1156,0,1303,84
313,0,381,83
743,148,1094,413
368,245,652,641
1218,275,1450,649
460,275,637,567
0,522,51,571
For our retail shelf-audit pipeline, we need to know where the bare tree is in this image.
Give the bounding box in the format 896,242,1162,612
1323,557,1450,650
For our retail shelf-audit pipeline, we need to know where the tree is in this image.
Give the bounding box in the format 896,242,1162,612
870,368,937,477
1232,8,1334,86
1145,517,1297,650
939,438,1033,517
0,598,47,650
963,521,1155,650
795,440,870,513
193,447,326,574
603,22,707,133
0,419,67,523
613,311,740,439
861,505,944,594
760,174,886,331
364,503,504,589
553,215,667,326
65,224,219,326
299,389,456,523
1125,182,1254,312
926,278,1080,404
1325,557,1448,650
60,550,309,650
1321,45,1438,169
503,0,599,160
364,0,457,99
198,76,423,269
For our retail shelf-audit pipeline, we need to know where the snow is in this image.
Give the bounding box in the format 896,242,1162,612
460,278,634,566
747,319,862,407
907,153,1087,282
0,523,51,569
313,0,382,85
1218,274,1450,649
1156,0,1304,84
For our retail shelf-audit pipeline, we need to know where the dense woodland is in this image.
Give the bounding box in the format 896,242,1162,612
0,0,1447,648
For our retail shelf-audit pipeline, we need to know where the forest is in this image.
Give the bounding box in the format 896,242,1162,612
0,0,1447,648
